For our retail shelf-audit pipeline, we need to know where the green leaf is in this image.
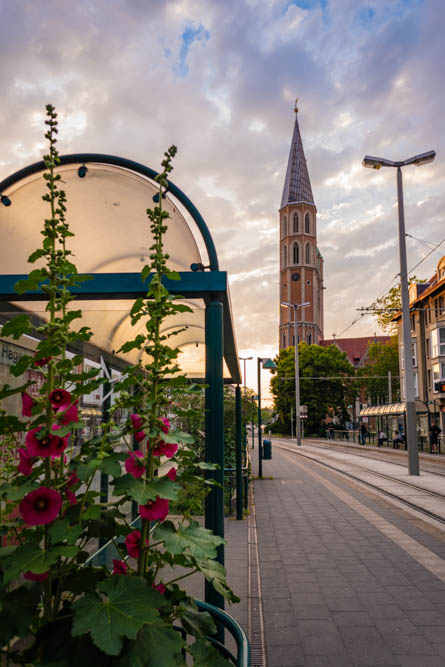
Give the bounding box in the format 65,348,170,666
1,314,32,340
165,271,181,280
116,623,185,667
113,475,178,504
0,586,41,645
0,480,39,501
0,545,18,560
99,452,125,477
49,519,84,545
77,459,100,481
195,462,218,471
141,265,151,283
10,354,33,377
195,559,240,603
72,576,163,656
179,602,216,638
188,638,232,667
118,335,145,353
28,248,47,263
3,544,79,584
153,521,225,560
0,381,32,401
0,414,28,434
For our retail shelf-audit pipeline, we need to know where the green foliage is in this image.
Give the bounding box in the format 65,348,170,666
357,338,400,403
271,343,356,434
154,520,225,560
371,276,424,334
115,623,185,666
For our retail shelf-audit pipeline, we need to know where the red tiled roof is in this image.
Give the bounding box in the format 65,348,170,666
320,336,391,364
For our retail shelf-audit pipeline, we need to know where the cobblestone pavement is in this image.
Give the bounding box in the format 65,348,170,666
253,443,445,667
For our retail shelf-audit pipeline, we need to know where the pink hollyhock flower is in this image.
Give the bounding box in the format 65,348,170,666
153,441,178,459
24,570,48,582
59,401,79,425
130,413,143,430
166,467,177,481
139,496,169,522
33,355,51,367
49,425,69,459
112,559,128,575
19,487,62,526
125,530,142,559
153,582,166,595
125,451,145,478
66,470,79,488
160,417,170,434
21,392,34,417
49,388,72,411
65,489,77,505
134,430,146,443
63,470,79,505
26,428,56,458
18,448,35,475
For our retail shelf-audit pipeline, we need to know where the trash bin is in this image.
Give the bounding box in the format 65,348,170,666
263,439,272,460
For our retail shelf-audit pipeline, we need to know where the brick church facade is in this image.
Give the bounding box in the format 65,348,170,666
279,102,324,349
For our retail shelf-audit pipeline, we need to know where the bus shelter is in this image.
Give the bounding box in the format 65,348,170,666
0,154,242,608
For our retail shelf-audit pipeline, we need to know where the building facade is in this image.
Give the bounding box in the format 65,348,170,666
279,103,324,349
394,256,445,436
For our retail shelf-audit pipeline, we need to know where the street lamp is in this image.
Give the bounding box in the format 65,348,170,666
281,301,310,447
362,149,436,476
257,357,277,477
239,356,253,448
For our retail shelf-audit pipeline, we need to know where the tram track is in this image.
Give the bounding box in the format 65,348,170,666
273,440,445,528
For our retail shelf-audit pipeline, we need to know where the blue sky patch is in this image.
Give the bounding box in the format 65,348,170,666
175,24,210,77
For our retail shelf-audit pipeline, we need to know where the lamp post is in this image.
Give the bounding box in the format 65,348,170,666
363,149,436,476
281,301,309,447
239,356,253,445
257,357,276,477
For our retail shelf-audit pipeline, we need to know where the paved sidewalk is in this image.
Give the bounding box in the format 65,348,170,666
253,443,445,667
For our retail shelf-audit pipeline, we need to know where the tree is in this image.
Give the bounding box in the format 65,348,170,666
270,344,356,435
357,339,400,404
372,276,425,333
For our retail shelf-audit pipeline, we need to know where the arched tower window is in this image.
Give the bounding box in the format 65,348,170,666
281,215,287,238
292,241,299,265
293,212,299,233
282,244,288,268
307,332,312,345
282,332,286,348
304,212,310,234
305,242,311,265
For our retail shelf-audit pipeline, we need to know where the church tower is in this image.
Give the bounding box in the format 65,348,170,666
279,102,324,349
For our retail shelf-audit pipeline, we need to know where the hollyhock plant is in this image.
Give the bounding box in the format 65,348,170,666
19,487,62,526
125,530,142,559
112,560,128,575
153,583,166,595
139,496,169,522
26,427,56,458
24,571,48,582
49,425,69,458
160,417,170,434
125,451,145,478
134,430,146,443
32,353,51,367
59,400,79,425
153,440,178,459
18,448,35,475
21,391,34,417
166,466,176,481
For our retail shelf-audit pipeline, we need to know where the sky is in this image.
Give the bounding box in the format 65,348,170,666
0,0,444,397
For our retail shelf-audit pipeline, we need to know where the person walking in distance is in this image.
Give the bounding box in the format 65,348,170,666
429,422,442,454
378,430,387,448
359,422,367,446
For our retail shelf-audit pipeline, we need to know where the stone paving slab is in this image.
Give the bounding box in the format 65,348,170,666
252,442,445,666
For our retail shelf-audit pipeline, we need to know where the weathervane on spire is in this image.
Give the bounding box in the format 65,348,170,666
294,97,299,113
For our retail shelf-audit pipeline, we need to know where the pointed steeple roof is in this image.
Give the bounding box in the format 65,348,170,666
280,102,314,209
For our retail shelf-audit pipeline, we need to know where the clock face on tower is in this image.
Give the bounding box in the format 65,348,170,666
291,272,300,282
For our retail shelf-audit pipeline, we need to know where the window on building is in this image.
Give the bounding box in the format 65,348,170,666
292,242,299,264
428,369,432,387
293,212,299,233
410,314,415,331
435,296,445,318
433,363,440,392
304,213,310,234
426,338,430,357
305,242,311,265
307,332,312,345
292,334,295,346
282,333,286,348
412,341,417,367
431,327,445,356
413,372,419,397
282,244,287,268
427,307,432,324
281,215,287,238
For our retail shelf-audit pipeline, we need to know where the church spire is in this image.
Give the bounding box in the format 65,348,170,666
280,101,314,209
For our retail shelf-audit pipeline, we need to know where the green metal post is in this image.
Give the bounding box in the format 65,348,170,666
251,395,255,449
235,385,243,520
205,300,225,610
99,361,111,558
257,358,263,477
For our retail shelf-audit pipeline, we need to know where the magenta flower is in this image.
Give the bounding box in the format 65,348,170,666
125,451,145,478
26,428,56,458
166,467,177,481
24,570,48,582
125,530,142,559
112,559,128,575
59,401,79,425
65,489,77,505
160,417,170,434
33,354,51,367
153,582,166,595
49,388,72,411
21,392,34,417
134,430,146,443
50,425,69,459
18,448,35,475
63,470,79,505
139,496,169,522
153,441,178,459
130,413,143,430
19,487,62,526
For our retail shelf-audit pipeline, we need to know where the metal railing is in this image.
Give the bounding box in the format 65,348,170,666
325,430,444,454
194,599,250,666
